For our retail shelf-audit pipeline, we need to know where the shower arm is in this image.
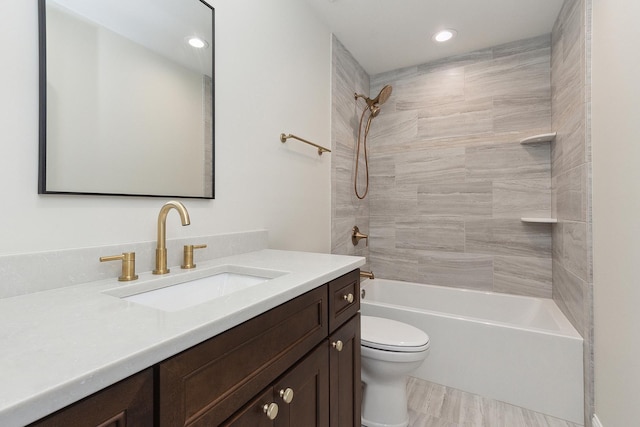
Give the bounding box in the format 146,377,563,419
354,92,374,108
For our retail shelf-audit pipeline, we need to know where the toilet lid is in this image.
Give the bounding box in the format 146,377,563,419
361,316,430,352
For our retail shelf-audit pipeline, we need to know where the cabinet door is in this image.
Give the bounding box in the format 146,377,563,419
225,343,330,427
222,388,276,427
28,369,153,427
274,342,329,427
329,313,361,427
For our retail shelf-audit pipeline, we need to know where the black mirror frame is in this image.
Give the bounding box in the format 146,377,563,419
37,0,215,199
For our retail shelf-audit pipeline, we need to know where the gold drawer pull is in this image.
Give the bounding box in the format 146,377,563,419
332,340,344,352
263,402,279,420
343,293,355,304
279,387,294,404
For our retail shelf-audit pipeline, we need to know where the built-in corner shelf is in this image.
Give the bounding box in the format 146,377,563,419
521,217,558,224
519,133,557,224
520,132,557,145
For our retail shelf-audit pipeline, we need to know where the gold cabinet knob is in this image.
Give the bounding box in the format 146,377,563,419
99,252,138,281
332,340,344,352
279,387,294,404
343,293,355,304
181,244,207,269
263,402,279,420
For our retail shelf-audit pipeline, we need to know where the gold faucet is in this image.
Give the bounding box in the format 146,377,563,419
153,201,191,275
360,270,375,280
352,226,369,246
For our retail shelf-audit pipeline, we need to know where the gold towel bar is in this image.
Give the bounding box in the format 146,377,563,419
280,133,331,155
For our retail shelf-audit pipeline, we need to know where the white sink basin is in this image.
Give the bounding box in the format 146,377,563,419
106,266,287,312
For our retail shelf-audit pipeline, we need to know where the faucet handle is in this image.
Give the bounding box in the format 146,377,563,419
352,226,369,246
182,244,207,269
100,252,139,281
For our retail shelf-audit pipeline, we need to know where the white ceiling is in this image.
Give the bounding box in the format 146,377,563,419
303,0,565,75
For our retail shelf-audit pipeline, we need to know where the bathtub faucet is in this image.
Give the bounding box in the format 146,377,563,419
352,226,369,246
360,270,375,280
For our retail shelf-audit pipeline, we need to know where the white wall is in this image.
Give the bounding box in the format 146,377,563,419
0,0,332,256
592,0,640,425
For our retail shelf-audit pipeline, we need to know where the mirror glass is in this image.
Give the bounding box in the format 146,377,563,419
39,0,214,198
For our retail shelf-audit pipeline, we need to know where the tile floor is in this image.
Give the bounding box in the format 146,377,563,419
405,377,583,427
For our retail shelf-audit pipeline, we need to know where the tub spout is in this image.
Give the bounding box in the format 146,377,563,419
360,270,375,280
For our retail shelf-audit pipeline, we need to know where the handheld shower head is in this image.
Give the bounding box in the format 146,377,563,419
353,83,392,200
354,85,393,112
372,85,392,107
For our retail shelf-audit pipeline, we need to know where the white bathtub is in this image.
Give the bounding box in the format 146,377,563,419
360,278,584,425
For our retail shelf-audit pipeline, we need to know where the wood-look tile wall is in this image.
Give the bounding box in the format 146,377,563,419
331,36,370,265
551,0,593,424
365,35,554,297
551,0,591,341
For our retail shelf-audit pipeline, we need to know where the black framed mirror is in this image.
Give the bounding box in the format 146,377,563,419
38,0,214,198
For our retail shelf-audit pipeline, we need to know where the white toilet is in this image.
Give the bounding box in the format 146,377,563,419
361,315,430,427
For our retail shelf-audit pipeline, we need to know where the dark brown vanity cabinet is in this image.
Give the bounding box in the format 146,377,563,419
223,317,361,427
27,269,361,427
158,284,329,426
28,368,154,427
159,269,361,427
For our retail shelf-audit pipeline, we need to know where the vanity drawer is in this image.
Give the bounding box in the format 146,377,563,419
158,285,328,427
328,270,360,333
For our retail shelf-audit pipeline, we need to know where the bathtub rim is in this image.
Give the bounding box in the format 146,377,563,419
360,278,582,340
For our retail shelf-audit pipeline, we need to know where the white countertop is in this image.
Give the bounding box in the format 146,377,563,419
0,249,365,426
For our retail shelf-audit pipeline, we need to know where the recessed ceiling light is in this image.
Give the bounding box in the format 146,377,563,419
432,29,457,43
187,37,209,49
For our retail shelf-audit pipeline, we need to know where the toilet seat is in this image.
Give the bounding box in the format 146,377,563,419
361,316,430,352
